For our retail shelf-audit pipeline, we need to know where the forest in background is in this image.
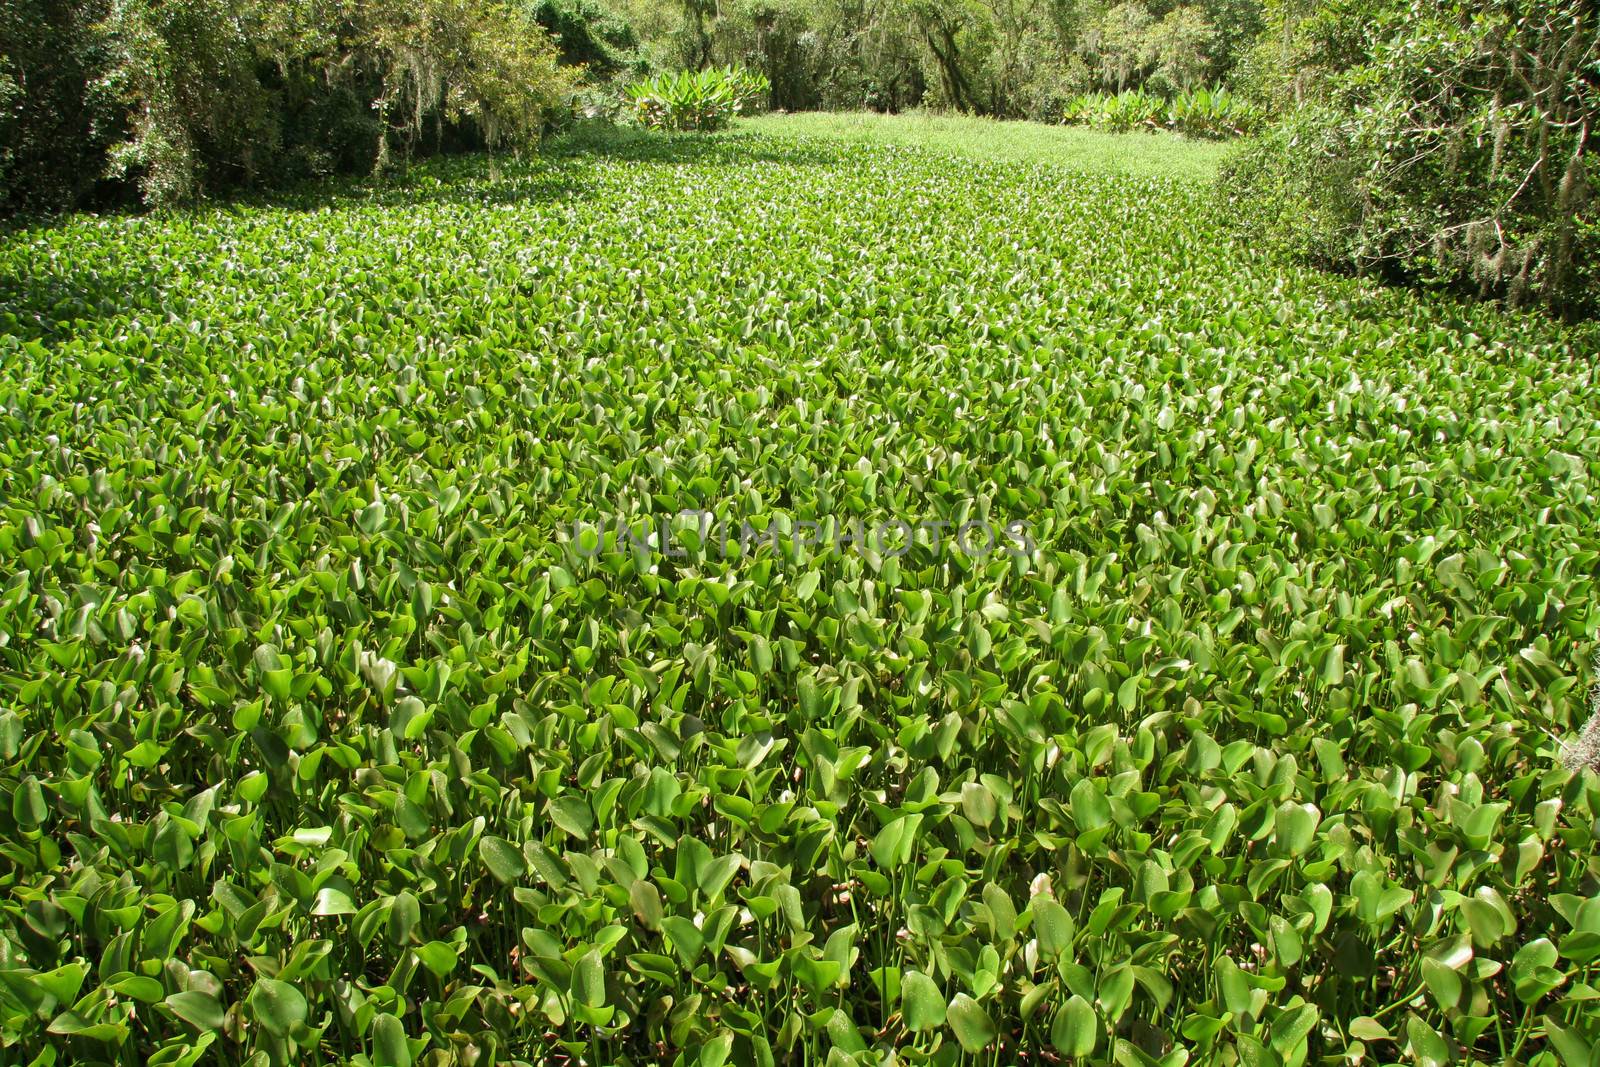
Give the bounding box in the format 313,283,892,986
1,0,1596,315
0,0,1273,212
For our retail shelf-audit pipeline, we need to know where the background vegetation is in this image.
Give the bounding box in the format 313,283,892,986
0,0,582,210
740,110,1234,180
2,0,1594,314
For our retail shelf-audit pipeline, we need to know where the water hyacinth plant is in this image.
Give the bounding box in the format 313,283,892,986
0,125,1597,1066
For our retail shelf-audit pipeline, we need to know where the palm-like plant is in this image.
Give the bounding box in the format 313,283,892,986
626,66,770,132
1063,86,1259,138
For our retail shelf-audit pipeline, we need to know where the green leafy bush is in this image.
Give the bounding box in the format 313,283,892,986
1165,85,1261,137
531,0,642,74
1062,86,1258,137
1062,89,1165,132
0,0,119,213
626,65,770,132
1224,0,1600,317
2,0,579,212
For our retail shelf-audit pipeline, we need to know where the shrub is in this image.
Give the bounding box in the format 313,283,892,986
1224,0,1599,318
1216,103,1367,261
1062,89,1164,132
2,0,578,212
0,0,120,213
530,0,641,73
626,65,769,132
1061,87,1257,137
99,0,279,205
1166,85,1261,138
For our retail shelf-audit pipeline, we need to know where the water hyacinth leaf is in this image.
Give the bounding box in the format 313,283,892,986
698,1029,735,1067
1461,897,1505,946
827,1008,868,1053
372,1013,412,1067
961,780,997,826
983,883,1017,940
1070,779,1112,832
1405,1015,1450,1067
110,975,165,1003
1270,1004,1318,1055
901,971,946,1031
1274,803,1319,856
871,814,923,870
47,1012,129,1044
1098,965,1135,1021
312,887,357,916
388,891,422,944
661,916,705,967
13,775,48,828
30,963,86,1008
1215,956,1251,1017
479,836,526,883
1542,1016,1596,1067
630,879,664,929
165,991,225,1033
1053,994,1098,1058
415,941,459,978
947,993,998,1053
1348,1017,1391,1042
248,979,307,1036
548,796,595,839
574,949,606,1007
1510,938,1566,1002
357,501,387,535
1032,897,1075,959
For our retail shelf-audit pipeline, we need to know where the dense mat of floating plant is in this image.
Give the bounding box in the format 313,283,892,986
1,133,1598,1067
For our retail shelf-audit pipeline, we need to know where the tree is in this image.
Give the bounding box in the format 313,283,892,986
1145,5,1213,92
5,0,577,210
1084,1,1153,91
100,0,277,204
1,0,118,212
1225,0,1599,316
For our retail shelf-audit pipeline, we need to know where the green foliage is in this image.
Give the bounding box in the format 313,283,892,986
627,65,769,130
1225,0,1600,317
3,0,579,212
1,0,1276,209
1063,88,1165,132
532,0,644,72
0,0,118,213
1063,85,1260,138
1141,4,1215,92
1083,1,1156,92
604,0,1252,121
532,0,651,123
99,0,279,205
1218,101,1365,259
1,120,1598,1064
1164,85,1260,137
